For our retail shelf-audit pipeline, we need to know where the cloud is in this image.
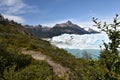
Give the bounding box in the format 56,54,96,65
0,0,39,14
3,14,25,23
0,0,26,14
0,0,38,23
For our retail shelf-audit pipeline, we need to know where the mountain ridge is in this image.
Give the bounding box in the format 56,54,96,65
25,20,99,38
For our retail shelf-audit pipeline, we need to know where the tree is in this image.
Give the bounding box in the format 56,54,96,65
93,14,120,80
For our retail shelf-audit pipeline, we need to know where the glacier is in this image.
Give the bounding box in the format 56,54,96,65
50,33,109,50
44,33,110,58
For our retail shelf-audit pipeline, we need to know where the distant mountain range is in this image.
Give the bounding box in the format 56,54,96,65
25,20,99,38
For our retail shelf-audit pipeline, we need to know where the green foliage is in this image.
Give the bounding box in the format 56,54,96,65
93,14,120,80
0,44,62,80
14,60,62,80
0,14,64,79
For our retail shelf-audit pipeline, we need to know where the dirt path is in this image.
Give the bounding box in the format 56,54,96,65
22,49,70,78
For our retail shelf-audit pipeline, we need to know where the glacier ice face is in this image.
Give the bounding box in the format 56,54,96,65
50,33,109,50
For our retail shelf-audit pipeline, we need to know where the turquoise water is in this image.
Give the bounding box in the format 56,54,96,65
65,48,101,59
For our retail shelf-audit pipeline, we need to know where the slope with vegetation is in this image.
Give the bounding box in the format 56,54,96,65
0,14,87,80
0,14,120,80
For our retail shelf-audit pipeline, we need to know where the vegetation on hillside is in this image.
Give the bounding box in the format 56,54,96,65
0,14,63,80
0,14,120,80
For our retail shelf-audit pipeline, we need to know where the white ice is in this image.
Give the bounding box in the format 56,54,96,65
50,33,109,50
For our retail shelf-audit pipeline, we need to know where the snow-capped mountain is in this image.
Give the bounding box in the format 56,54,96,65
50,33,109,50
83,27,99,33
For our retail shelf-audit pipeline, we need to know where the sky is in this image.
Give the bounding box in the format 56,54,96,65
0,0,120,28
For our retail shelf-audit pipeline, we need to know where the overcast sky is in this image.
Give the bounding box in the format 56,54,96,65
0,0,120,28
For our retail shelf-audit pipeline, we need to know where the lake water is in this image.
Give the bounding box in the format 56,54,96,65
65,48,101,59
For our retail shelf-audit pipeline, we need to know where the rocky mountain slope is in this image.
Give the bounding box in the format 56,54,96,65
25,20,99,38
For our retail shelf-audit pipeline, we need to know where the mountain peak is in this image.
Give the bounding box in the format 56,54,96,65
66,20,72,25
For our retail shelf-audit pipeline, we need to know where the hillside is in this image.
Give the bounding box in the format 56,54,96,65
0,14,67,80
25,20,99,38
1,14,118,80
0,14,92,80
